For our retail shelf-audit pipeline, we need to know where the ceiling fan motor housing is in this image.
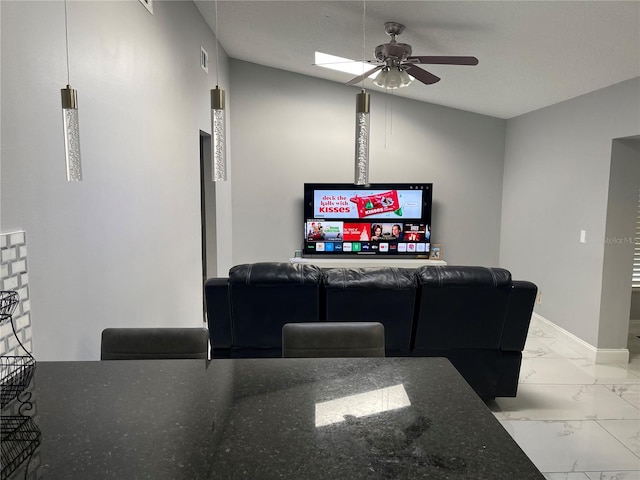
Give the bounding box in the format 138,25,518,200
375,42,412,62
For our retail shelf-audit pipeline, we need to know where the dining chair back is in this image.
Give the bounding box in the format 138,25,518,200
282,322,385,358
100,327,209,360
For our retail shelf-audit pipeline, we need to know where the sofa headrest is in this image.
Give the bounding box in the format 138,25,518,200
417,266,511,287
229,262,324,286
323,267,417,289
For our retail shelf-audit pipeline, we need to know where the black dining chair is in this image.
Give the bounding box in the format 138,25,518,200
281,322,385,358
100,327,209,360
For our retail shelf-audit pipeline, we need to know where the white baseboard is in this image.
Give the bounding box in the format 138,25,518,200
533,313,630,365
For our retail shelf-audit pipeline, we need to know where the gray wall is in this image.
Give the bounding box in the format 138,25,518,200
1,0,230,360
500,78,640,348
599,138,639,348
228,60,506,267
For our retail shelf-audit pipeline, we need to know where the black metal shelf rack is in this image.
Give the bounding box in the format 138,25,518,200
0,290,40,480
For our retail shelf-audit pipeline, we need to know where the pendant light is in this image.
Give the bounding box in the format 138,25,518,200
211,86,226,181
61,0,82,182
354,0,370,186
354,89,370,185
211,0,227,182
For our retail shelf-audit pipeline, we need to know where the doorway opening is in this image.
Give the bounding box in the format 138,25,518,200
200,131,217,319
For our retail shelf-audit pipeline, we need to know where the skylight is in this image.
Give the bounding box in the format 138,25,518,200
314,52,380,79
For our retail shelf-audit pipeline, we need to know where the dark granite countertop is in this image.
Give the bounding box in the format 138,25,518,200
3,357,544,479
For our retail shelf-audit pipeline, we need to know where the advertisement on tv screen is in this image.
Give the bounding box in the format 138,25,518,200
313,189,423,219
342,223,370,241
306,221,343,242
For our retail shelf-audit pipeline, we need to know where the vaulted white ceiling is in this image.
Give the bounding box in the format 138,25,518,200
196,1,640,119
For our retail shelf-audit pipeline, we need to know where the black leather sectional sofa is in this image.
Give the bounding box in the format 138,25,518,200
204,262,537,398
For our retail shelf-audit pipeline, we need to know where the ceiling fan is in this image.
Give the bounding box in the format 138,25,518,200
346,22,479,89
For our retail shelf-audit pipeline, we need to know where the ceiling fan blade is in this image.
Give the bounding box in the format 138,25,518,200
407,56,479,66
345,65,384,86
405,65,440,85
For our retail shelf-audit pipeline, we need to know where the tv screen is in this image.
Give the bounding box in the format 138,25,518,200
303,183,433,258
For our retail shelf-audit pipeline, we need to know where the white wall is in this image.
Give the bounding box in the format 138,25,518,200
228,60,506,267
1,0,230,360
500,78,640,348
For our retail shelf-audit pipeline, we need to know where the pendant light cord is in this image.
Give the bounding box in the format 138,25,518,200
215,0,220,87
361,0,366,89
384,90,394,149
64,0,71,85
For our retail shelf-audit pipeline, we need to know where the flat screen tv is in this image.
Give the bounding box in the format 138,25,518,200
303,183,433,258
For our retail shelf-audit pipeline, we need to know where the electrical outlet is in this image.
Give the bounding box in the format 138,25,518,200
201,47,209,73
536,291,542,304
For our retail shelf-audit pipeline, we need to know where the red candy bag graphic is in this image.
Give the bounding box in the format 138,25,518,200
349,190,401,218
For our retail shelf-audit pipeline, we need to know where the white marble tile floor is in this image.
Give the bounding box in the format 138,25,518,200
487,317,640,479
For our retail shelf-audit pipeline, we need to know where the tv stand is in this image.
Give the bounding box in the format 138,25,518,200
290,258,447,268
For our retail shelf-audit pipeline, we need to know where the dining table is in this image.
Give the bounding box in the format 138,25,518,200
2,357,545,479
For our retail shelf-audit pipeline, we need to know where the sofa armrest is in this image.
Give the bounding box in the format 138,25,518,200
204,278,232,350
501,280,537,351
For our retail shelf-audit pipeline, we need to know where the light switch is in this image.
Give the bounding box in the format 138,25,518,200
580,230,586,243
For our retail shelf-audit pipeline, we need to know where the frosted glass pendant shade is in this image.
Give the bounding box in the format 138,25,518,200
211,86,227,182
373,67,413,90
61,85,82,182
354,90,370,186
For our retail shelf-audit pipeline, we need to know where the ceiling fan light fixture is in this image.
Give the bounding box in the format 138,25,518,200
373,66,413,90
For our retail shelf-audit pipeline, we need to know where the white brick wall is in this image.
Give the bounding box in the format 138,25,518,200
1,231,33,356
